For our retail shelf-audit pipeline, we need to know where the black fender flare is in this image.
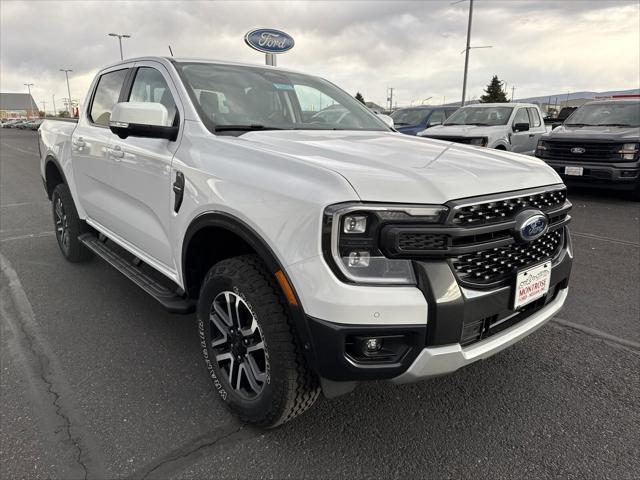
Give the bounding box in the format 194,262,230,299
43,155,68,198
181,212,319,372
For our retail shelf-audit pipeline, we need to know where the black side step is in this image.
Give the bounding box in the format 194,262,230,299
79,233,195,314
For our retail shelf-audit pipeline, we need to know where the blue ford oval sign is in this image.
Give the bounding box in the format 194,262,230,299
244,29,294,54
514,210,549,243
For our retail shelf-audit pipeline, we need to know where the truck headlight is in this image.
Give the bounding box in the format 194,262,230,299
322,203,447,285
469,137,488,147
619,143,639,160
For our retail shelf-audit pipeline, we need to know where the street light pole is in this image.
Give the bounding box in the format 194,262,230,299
461,0,473,106
52,94,57,117
60,69,73,116
24,83,35,119
108,33,131,60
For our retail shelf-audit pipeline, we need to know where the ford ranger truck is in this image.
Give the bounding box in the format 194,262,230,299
535,99,640,199
38,57,573,427
418,103,549,154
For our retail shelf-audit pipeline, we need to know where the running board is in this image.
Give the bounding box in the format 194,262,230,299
79,233,195,314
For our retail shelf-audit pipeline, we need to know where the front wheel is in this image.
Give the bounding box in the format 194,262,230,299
198,255,319,427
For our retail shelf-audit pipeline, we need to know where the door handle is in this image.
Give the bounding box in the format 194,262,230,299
108,145,124,159
528,134,535,137
72,137,86,148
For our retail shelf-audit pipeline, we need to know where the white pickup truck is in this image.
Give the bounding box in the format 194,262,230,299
39,57,573,427
418,103,550,155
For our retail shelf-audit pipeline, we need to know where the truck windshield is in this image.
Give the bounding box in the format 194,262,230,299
390,108,432,126
444,106,513,126
565,102,640,127
174,62,389,133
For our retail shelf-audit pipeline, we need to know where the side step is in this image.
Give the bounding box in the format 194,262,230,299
79,233,195,314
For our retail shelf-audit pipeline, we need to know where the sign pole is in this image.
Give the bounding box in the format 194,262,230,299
265,53,277,66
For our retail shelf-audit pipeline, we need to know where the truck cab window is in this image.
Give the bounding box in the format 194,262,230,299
90,69,128,126
128,67,177,126
513,108,530,126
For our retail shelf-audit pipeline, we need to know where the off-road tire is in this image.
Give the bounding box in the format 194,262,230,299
198,254,319,427
51,183,92,263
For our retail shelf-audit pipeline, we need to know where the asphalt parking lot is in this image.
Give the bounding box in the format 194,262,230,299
1,128,639,479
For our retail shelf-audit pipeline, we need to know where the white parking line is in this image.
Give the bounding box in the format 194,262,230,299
571,231,640,248
1,231,54,243
553,317,640,351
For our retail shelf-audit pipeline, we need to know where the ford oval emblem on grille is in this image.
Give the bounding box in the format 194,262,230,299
570,147,585,154
513,210,549,243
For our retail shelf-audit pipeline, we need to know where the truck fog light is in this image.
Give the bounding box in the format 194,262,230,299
365,338,383,353
343,215,367,234
348,251,370,267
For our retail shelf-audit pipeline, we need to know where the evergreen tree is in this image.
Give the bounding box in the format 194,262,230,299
480,76,509,103
355,92,366,104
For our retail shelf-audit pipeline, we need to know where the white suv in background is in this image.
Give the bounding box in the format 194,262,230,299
419,103,550,154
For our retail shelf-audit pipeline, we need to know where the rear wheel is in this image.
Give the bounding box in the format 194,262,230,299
198,254,319,427
51,183,92,262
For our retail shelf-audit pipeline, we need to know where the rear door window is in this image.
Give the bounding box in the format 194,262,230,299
90,69,128,126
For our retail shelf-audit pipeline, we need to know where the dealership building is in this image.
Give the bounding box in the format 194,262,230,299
0,93,39,119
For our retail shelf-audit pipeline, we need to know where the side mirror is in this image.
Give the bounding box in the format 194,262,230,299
513,122,530,132
109,102,178,141
376,113,394,128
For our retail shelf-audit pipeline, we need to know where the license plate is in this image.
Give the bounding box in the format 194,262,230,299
514,261,551,309
564,166,583,176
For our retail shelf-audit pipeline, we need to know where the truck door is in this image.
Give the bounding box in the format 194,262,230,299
527,107,546,152
104,62,183,274
71,66,131,229
510,107,532,154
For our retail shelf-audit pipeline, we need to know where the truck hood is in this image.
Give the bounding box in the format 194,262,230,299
420,124,507,138
239,130,561,204
545,124,640,141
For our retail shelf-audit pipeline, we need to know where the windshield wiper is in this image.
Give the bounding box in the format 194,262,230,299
565,123,593,127
394,122,410,126
214,124,283,132
443,123,463,126
468,122,490,126
594,123,635,127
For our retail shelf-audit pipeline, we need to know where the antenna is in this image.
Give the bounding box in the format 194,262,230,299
168,45,174,57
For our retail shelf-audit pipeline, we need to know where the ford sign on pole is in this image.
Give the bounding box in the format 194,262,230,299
244,28,294,67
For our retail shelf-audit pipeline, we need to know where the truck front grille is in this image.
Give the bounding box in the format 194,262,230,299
423,135,482,145
451,188,567,226
539,141,629,162
451,229,564,284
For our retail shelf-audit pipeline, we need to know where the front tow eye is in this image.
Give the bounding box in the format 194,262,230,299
173,171,185,213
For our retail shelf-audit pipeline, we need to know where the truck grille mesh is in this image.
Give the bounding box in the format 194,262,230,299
397,232,447,251
451,229,564,284
452,189,567,226
539,141,627,162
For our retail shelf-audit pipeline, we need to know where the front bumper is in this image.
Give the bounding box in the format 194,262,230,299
304,232,572,384
544,159,639,190
392,287,567,383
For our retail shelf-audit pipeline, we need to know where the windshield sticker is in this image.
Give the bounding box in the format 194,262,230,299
273,83,295,91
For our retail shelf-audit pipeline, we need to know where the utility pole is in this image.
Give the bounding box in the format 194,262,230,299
511,86,515,102
24,83,35,119
60,69,73,115
461,0,473,106
52,94,57,116
108,33,131,60
387,87,394,111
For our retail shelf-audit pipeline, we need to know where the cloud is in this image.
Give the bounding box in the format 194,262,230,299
1,0,638,112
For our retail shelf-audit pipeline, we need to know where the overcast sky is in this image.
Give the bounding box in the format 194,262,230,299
1,0,638,113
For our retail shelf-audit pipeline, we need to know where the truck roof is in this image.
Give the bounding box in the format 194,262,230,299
463,102,539,108
98,55,304,75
